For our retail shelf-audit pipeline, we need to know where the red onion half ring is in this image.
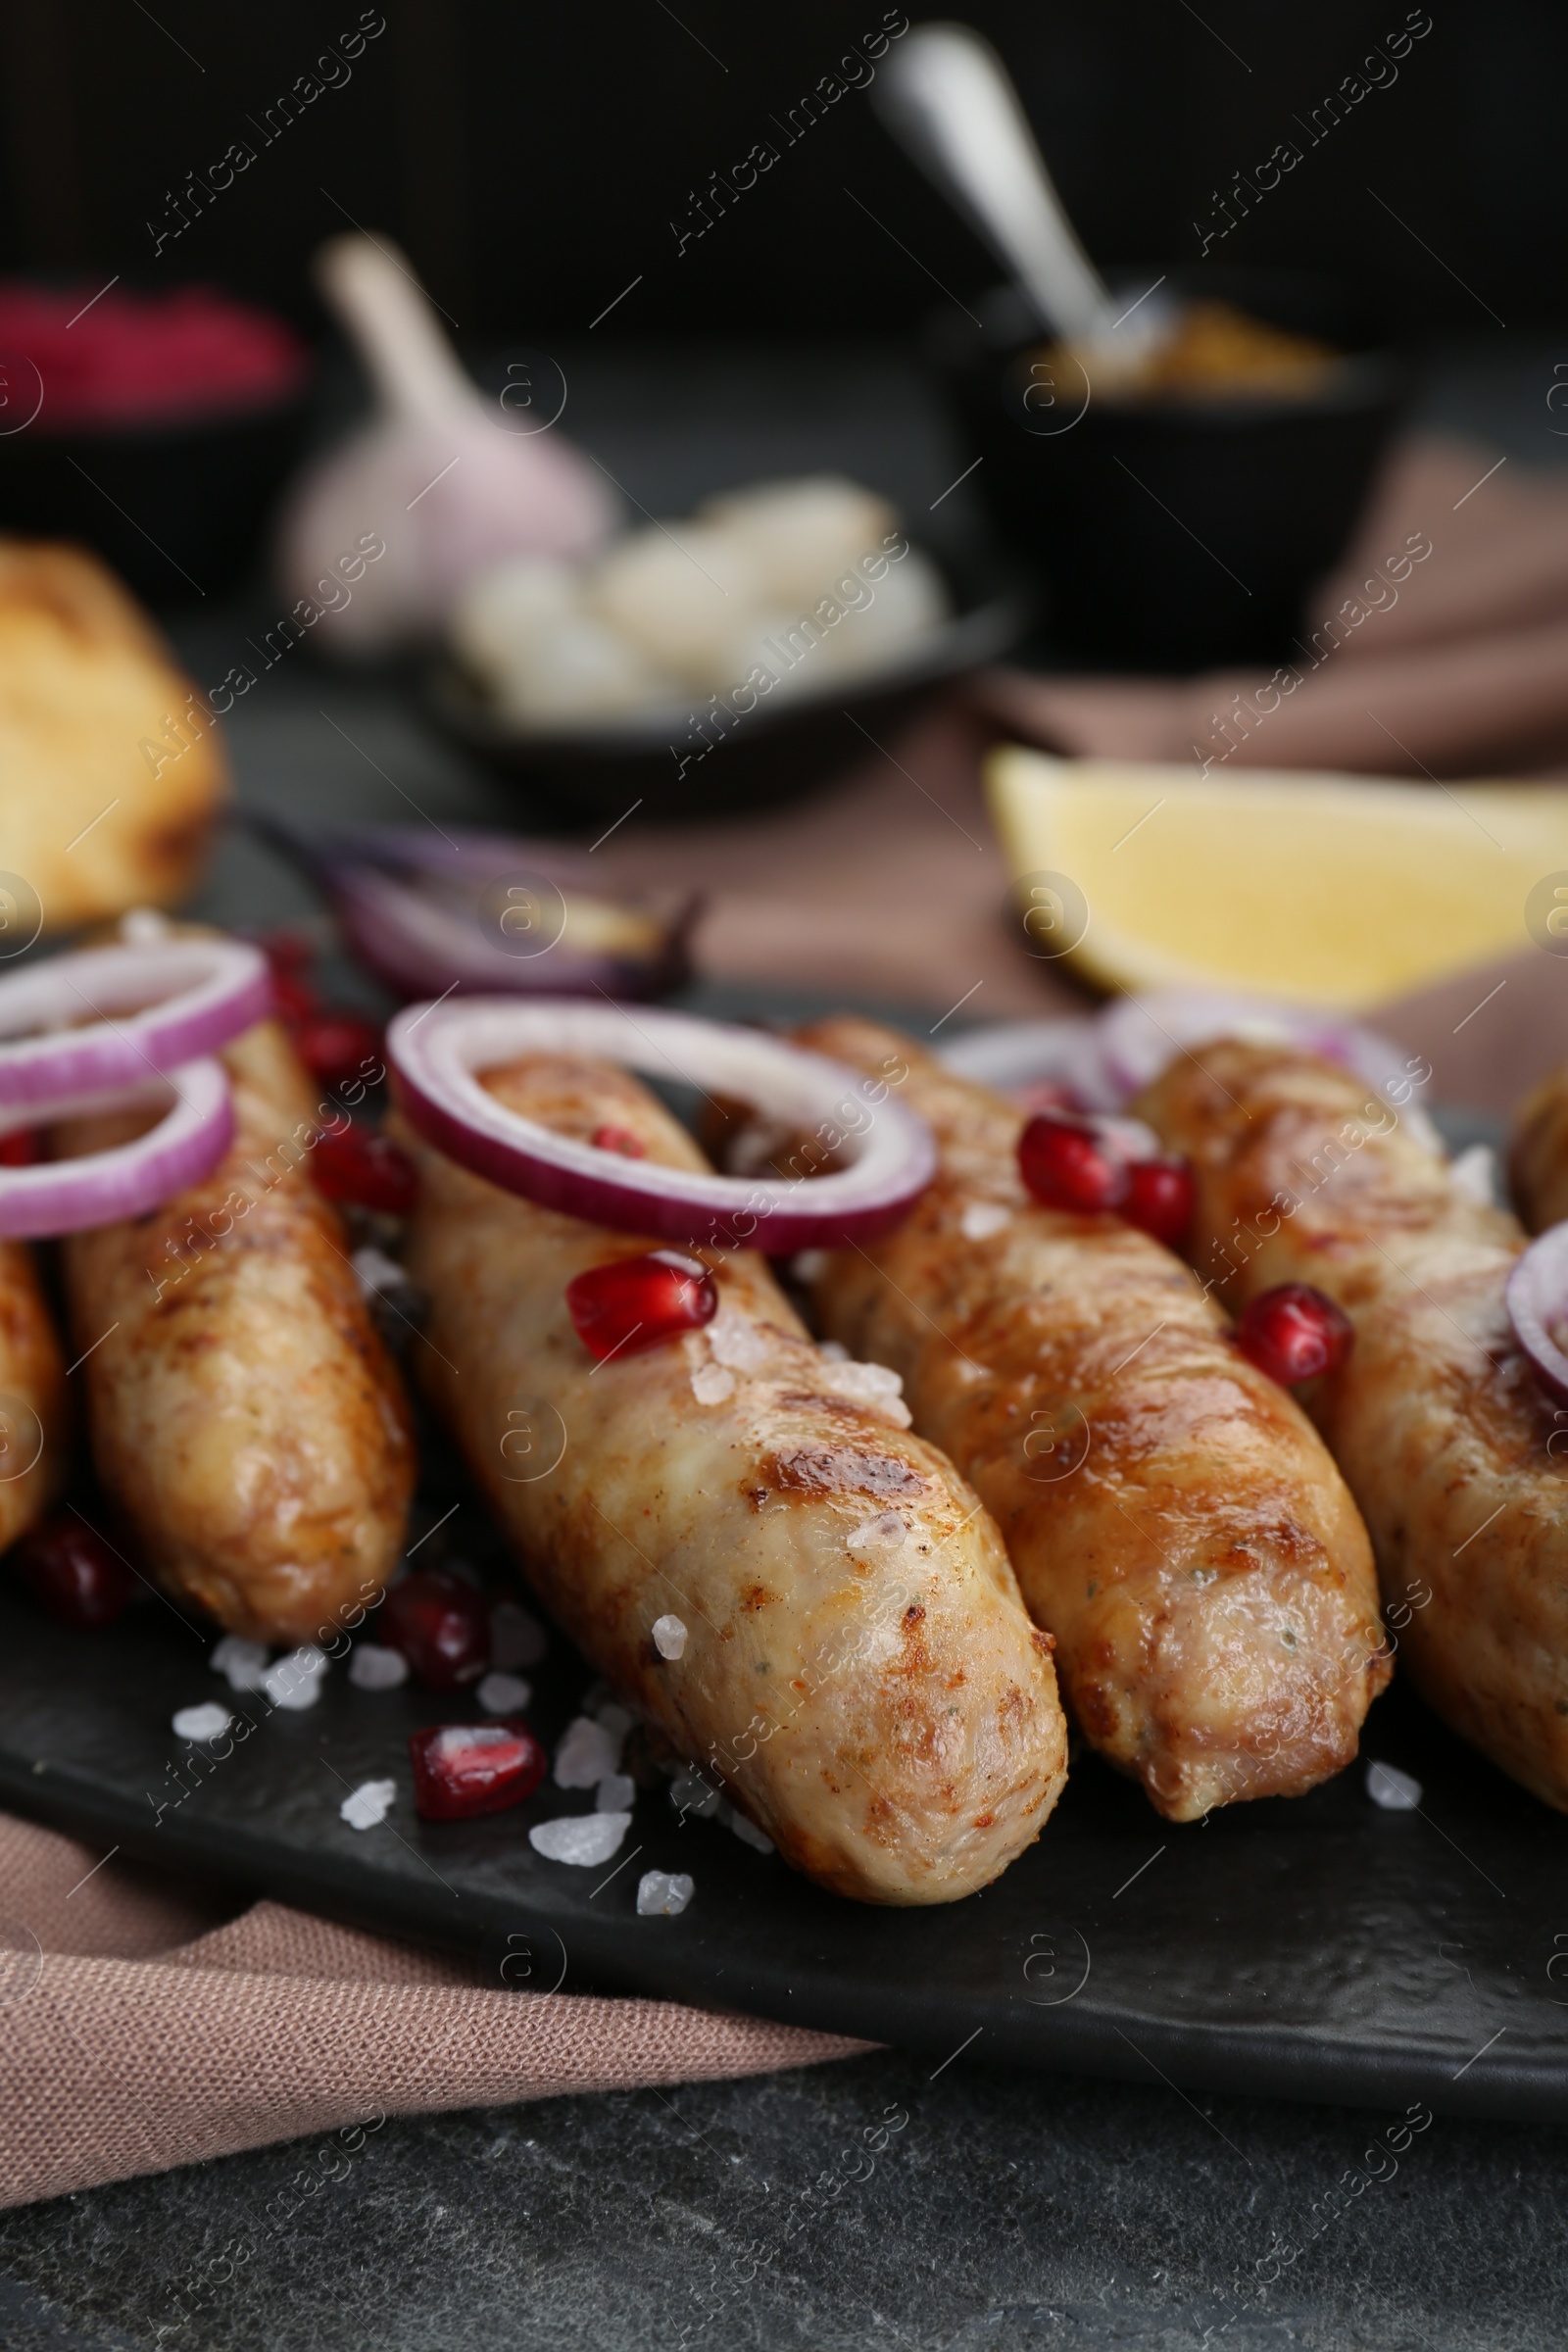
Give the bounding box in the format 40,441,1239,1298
0,1059,233,1240
1506,1223,1568,1405
386,998,936,1250
0,940,270,1107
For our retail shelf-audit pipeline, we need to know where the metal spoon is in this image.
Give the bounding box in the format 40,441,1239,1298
873,22,1119,342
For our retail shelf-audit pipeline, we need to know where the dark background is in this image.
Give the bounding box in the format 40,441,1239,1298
0,0,1556,344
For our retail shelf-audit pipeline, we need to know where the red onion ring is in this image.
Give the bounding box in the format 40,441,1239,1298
1506,1225,1568,1404
0,940,270,1108
0,1059,233,1239
387,999,936,1249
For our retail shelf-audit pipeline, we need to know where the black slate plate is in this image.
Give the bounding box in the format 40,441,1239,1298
2,1100,1564,2126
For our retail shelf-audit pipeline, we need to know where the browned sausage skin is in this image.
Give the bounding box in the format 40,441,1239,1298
1510,1061,1568,1233
1138,1036,1568,1812
793,1018,1389,1823
397,1052,1069,1906
57,1017,415,1643
0,1241,67,1554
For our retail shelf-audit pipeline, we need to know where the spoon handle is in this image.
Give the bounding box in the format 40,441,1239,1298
875,24,1117,342
315,233,478,424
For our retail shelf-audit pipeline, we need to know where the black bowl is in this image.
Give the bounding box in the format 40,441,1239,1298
417,544,1027,829
0,383,313,607
933,269,1408,673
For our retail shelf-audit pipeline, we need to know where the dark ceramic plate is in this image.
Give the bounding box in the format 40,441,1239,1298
0,1102,1562,2125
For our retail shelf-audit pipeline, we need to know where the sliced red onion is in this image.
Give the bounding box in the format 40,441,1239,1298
1506,1225,1568,1404
248,814,697,1004
1096,991,1412,1109
0,940,270,1108
0,1060,233,1239
387,999,935,1249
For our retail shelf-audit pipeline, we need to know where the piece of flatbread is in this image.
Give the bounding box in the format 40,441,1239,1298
0,539,226,936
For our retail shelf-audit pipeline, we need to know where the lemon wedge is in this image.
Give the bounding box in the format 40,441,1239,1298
987,749,1568,1007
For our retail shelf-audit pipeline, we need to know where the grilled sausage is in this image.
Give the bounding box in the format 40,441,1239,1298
793,1019,1389,1823
396,1052,1068,1905
57,1017,415,1643
1139,1036,1568,1812
1510,1061,1568,1232
0,1242,67,1553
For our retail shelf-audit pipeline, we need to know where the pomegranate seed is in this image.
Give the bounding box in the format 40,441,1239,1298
313,1124,417,1214
1122,1156,1195,1249
409,1720,546,1821
1235,1284,1353,1386
591,1124,646,1159
1018,1113,1130,1213
0,1128,35,1168
565,1250,717,1362
380,1568,491,1690
11,1514,137,1629
253,928,315,974
269,970,320,1026
290,1013,383,1091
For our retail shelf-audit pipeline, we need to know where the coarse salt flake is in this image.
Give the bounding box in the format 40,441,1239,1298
340,1778,397,1831
348,1642,410,1690
478,1669,533,1714
960,1200,1012,1242
691,1360,736,1406
792,1250,829,1284
822,1356,911,1428
210,1634,270,1692
490,1600,548,1670
264,1645,328,1712
730,1812,774,1853
1366,1759,1422,1811
352,1245,407,1300
1448,1143,1497,1207
637,1870,695,1917
596,1772,636,1813
172,1702,230,1742
529,1812,631,1867
707,1304,772,1373
653,1614,688,1660
554,1714,621,1788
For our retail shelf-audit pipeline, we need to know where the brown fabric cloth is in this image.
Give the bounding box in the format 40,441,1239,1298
0,1811,868,2211
973,434,1568,780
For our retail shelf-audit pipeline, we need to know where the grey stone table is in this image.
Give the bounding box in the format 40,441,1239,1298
3,336,1563,2350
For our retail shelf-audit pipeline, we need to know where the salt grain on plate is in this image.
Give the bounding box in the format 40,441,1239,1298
960,1200,1012,1242
352,1245,407,1300
653,1613,688,1660
490,1599,548,1670
792,1250,829,1285
818,1338,849,1361
637,1870,695,1918
172,1702,231,1742
669,1764,726,1822
730,1812,774,1853
554,1714,621,1788
528,1812,631,1866
264,1645,329,1712
596,1772,636,1813
690,1360,736,1406
348,1643,410,1691
340,1777,397,1831
210,1634,270,1692
1366,1759,1422,1811
477,1669,532,1714
596,1701,633,1740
